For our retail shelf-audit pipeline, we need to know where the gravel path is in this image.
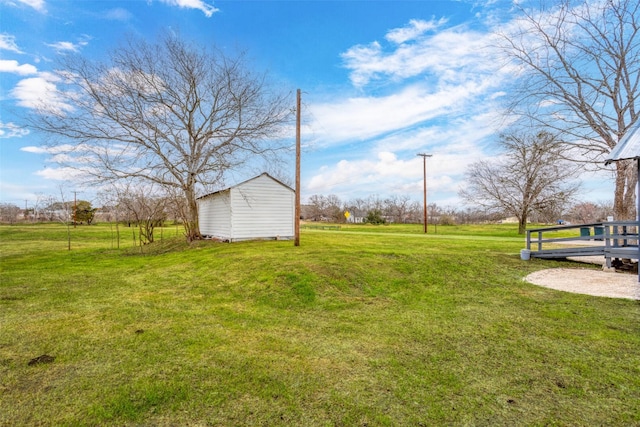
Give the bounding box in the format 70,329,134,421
524,268,640,300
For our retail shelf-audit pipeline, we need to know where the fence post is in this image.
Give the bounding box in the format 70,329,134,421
605,224,612,268
537,231,542,251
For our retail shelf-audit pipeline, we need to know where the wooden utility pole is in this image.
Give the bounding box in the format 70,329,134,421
295,89,301,246
417,153,432,233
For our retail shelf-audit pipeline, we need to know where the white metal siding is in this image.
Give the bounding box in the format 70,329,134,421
198,190,231,239
229,175,294,241
198,174,294,242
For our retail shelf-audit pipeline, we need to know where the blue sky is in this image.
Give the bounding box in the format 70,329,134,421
0,0,614,209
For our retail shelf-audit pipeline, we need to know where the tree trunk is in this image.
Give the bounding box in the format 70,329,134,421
614,160,637,220
518,215,527,235
622,164,637,220
184,187,201,242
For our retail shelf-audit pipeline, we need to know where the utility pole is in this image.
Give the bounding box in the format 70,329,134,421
417,153,432,233
294,89,301,247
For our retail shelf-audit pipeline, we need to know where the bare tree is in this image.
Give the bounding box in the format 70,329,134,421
325,194,344,222
0,203,21,224
30,193,48,222
307,194,328,221
39,187,75,250
97,189,124,249
384,195,412,223
407,200,424,224
567,200,614,224
460,131,580,234
31,33,292,241
433,204,458,226
498,0,640,219
307,194,343,222
117,184,168,246
568,202,600,224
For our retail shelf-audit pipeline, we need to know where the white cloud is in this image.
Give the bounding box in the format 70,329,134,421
21,144,78,154
0,122,29,138
342,22,498,87
0,59,38,75
104,8,133,21
21,146,45,153
11,72,74,113
45,41,78,52
301,15,516,204
12,0,45,12
307,130,487,193
0,33,23,53
21,143,131,167
45,37,90,54
372,111,503,154
22,145,100,180
306,149,470,201
35,166,88,181
158,0,219,17
304,103,503,203
308,80,493,147
385,18,448,44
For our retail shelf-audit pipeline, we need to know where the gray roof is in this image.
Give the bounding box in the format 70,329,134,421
605,122,640,165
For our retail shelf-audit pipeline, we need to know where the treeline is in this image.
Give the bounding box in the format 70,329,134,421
0,189,185,246
0,200,97,225
302,194,614,226
2,193,614,230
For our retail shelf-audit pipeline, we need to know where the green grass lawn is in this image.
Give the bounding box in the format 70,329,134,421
1,223,639,426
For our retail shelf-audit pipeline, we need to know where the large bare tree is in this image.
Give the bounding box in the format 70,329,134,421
460,131,580,234
498,0,640,219
32,33,292,241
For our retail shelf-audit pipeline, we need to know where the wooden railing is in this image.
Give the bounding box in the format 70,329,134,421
300,224,342,231
526,221,639,267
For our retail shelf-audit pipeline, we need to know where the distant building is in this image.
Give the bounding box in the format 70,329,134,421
347,215,365,224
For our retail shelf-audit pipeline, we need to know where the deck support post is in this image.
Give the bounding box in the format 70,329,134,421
537,231,542,251
636,157,640,283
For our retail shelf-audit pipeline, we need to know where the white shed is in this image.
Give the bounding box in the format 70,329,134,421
197,173,295,242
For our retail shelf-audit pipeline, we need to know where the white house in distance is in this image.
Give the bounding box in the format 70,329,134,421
197,173,295,242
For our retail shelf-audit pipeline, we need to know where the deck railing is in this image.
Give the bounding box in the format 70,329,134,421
526,221,639,267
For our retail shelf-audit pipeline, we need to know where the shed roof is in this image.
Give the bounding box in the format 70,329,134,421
605,122,640,165
197,172,294,200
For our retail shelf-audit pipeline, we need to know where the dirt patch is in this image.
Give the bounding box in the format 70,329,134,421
27,354,55,366
524,268,640,300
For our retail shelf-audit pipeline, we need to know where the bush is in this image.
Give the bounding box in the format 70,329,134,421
365,209,386,225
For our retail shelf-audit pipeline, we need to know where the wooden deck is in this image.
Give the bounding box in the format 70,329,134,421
526,221,639,268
